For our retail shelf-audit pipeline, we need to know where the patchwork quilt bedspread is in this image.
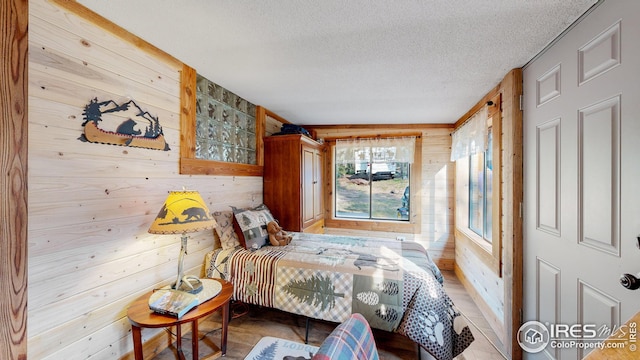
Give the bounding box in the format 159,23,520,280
205,232,474,360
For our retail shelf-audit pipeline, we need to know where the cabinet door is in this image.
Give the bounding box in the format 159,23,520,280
313,148,323,220
302,147,315,224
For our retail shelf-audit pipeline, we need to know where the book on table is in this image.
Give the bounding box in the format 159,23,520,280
148,289,199,318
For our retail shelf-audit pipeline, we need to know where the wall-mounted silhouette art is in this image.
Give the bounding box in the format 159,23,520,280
79,98,170,151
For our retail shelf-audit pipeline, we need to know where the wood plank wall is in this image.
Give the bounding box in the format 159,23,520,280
308,125,456,270
27,1,262,358
1,0,29,359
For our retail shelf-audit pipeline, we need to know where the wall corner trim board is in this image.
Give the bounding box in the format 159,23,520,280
1,0,28,359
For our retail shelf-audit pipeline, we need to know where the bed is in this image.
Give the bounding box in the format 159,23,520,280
204,218,474,360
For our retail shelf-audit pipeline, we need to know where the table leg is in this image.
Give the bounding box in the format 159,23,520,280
132,325,143,360
176,324,185,360
191,320,199,360
221,301,229,355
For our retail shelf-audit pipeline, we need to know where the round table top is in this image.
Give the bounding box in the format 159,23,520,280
127,278,233,328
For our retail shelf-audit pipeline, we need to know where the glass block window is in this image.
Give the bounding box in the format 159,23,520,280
195,74,257,164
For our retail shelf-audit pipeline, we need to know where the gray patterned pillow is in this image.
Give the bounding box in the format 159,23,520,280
212,211,240,250
231,204,275,250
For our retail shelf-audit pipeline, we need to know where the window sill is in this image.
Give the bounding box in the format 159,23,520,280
180,158,263,176
325,217,419,234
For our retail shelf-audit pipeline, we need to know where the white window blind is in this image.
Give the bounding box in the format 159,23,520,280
335,136,416,164
450,106,488,162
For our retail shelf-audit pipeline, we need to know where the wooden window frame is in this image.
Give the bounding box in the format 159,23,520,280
455,95,502,276
324,133,422,234
179,64,264,176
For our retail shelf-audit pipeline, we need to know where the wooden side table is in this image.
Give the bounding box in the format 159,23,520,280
127,279,233,360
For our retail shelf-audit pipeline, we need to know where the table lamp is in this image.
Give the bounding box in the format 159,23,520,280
148,189,216,294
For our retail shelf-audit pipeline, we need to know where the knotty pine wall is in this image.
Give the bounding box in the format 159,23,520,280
28,1,262,359
309,126,455,270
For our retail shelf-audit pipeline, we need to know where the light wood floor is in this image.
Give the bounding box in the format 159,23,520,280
152,271,507,359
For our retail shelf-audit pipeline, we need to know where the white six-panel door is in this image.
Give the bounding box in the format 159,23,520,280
523,1,640,359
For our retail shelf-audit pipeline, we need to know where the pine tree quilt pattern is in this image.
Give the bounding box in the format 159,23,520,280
205,233,473,360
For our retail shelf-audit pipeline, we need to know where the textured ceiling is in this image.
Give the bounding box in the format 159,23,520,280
76,0,598,125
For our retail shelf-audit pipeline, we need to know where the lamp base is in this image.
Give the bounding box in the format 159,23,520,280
173,275,203,294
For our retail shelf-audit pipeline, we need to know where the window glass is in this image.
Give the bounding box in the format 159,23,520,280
469,152,484,235
484,130,493,241
335,162,371,219
195,74,257,164
469,128,492,242
335,148,410,221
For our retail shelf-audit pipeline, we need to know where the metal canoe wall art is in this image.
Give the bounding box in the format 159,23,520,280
79,98,170,151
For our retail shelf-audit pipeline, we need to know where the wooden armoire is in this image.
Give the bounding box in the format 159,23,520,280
263,134,324,233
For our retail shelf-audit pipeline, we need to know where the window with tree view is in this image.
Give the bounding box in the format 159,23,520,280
334,137,415,221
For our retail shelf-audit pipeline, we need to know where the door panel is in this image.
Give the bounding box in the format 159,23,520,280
578,21,620,85
523,2,640,359
302,147,314,224
578,96,620,255
536,258,561,359
536,119,561,235
313,149,323,221
577,281,620,359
